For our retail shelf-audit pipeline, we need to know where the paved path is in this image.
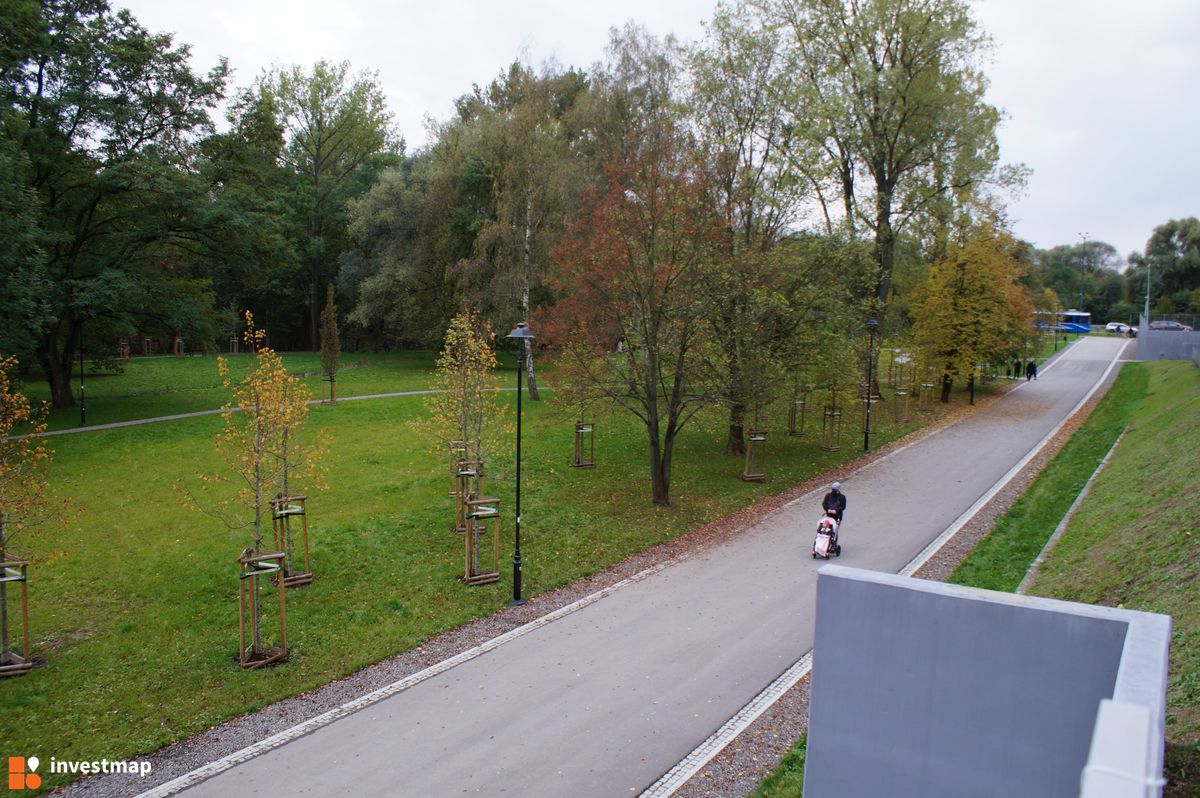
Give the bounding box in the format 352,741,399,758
146,336,1131,798
29,390,443,438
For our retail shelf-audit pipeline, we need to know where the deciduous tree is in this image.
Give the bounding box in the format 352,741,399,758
0,356,65,668
178,313,311,658
319,284,340,401
548,120,721,506
3,0,228,406
690,4,811,453
260,60,396,347
911,223,1033,401
749,0,1007,306
418,311,508,472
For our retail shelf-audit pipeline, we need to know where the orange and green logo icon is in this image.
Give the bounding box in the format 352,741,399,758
7,756,42,791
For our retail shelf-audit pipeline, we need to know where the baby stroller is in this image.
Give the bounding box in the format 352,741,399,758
812,510,842,559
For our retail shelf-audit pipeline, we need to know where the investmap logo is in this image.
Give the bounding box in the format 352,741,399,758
7,757,41,791
6,755,152,791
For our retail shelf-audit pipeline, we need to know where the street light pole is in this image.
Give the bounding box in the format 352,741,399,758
505,322,534,606
1078,232,1088,314
79,319,86,426
1144,259,1152,325
864,318,877,453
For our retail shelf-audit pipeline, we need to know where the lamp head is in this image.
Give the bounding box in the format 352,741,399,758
506,321,534,340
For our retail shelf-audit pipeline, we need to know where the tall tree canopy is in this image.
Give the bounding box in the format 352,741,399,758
258,59,397,347
911,222,1033,401
1127,217,1200,315
747,0,1009,307
2,0,228,405
548,117,722,506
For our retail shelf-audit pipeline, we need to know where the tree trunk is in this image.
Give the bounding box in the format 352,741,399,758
646,420,673,507
725,401,746,455
309,279,320,351
252,458,264,655
0,517,9,662
520,232,541,402
940,373,953,403
875,189,896,306
524,339,540,402
42,334,75,409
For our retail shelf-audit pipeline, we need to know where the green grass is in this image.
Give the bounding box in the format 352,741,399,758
947,364,1148,591
1024,362,1200,744
18,351,441,430
0,353,961,792
749,734,806,797
753,360,1199,796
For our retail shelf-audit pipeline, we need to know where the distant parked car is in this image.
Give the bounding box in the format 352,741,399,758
1148,320,1194,332
1105,322,1131,334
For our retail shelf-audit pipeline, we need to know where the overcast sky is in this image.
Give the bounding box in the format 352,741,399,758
117,0,1200,265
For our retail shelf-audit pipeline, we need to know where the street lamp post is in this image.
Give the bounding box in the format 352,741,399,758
864,318,878,453
1078,232,1089,316
79,319,86,426
505,322,534,606
1144,260,1152,325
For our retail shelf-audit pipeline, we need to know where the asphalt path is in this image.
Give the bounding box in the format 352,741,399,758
154,336,1132,798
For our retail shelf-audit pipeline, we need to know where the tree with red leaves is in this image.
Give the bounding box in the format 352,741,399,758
547,120,721,506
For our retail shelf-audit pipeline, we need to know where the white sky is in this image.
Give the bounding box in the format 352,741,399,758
117,0,1200,263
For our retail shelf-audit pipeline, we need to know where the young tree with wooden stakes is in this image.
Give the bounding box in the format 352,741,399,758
177,312,312,666
320,284,340,403
0,357,66,676
415,311,508,581
418,311,508,478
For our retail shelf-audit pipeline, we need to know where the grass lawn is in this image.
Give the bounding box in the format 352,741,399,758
1,352,962,792
17,351,441,431
752,359,1198,796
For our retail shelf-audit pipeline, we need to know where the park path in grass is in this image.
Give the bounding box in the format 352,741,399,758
136,336,1132,798
28,389,443,437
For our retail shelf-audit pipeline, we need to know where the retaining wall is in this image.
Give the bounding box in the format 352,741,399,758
1136,315,1200,362
803,566,1172,798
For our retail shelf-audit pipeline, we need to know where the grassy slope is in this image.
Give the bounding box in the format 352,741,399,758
2,353,950,792
753,360,1199,796
948,364,1147,591
1025,362,1200,795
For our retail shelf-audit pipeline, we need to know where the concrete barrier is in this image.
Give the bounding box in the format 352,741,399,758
804,566,1171,798
1137,315,1200,362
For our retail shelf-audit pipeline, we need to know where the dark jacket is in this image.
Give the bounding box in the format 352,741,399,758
822,489,847,519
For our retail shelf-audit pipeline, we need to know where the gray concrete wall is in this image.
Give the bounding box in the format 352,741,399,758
803,567,1168,798
1137,315,1200,361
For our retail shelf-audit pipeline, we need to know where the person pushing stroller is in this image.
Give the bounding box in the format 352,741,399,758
813,482,847,559
822,482,846,525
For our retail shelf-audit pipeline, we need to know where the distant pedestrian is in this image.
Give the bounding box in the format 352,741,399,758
1013,360,1022,380
1025,360,1037,381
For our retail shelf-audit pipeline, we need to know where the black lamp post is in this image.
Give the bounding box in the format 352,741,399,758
505,321,534,606
79,319,86,426
864,317,878,453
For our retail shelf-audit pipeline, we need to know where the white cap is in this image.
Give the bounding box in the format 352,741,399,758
831,482,841,491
